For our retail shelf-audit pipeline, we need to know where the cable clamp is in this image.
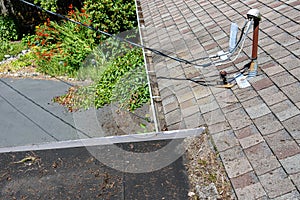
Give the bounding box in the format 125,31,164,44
217,50,228,60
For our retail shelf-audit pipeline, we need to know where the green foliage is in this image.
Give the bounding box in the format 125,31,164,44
11,52,35,69
83,0,137,36
0,41,26,61
93,47,148,110
77,34,134,81
112,63,150,111
0,39,10,60
28,0,149,111
24,0,139,77
58,48,150,111
0,16,18,41
26,8,96,76
0,52,35,73
34,0,58,12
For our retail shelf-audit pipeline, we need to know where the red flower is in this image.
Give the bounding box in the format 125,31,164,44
69,4,73,9
68,10,75,16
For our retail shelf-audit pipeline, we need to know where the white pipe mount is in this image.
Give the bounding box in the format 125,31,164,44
247,9,261,21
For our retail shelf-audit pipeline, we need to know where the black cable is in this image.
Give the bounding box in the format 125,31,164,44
19,0,208,68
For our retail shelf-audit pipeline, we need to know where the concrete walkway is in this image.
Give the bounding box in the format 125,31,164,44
0,78,81,148
139,0,300,199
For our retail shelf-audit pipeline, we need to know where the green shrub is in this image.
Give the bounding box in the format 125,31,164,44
30,0,149,111
11,52,35,68
83,0,137,37
93,47,146,109
25,7,96,76
0,51,34,72
56,48,149,111
112,63,150,111
0,39,11,59
34,0,58,12
24,0,139,77
77,37,129,81
0,16,19,41
0,40,26,61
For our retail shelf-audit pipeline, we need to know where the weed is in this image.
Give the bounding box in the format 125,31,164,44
54,48,150,112
0,41,27,62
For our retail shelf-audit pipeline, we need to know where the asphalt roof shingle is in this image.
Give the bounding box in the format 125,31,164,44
139,0,300,198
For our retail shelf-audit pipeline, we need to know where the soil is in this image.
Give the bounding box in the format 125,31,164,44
0,64,89,86
184,133,235,200
0,64,234,199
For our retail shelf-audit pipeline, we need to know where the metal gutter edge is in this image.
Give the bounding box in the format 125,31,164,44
135,0,161,132
0,127,206,153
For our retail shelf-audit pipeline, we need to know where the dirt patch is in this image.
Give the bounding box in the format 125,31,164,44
184,132,235,200
0,64,89,85
95,103,156,136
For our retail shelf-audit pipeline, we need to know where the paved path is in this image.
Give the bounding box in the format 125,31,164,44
0,78,82,148
139,0,300,199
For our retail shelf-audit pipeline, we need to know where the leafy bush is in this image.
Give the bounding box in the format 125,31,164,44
55,48,149,111
0,17,25,60
11,52,35,69
29,0,150,111
0,39,11,59
24,0,139,77
0,41,26,61
77,37,129,81
25,6,96,76
112,63,150,111
0,51,35,72
83,0,137,37
34,0,58,12
0,16,18,41
93,47,146,109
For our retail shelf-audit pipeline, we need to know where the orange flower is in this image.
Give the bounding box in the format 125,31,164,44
68,10,75,16
46,18,51,25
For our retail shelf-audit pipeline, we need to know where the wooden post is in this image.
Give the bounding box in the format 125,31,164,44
247,9,261,78
251,18,260,60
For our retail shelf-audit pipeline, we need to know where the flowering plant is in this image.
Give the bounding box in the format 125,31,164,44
26,5,95,76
